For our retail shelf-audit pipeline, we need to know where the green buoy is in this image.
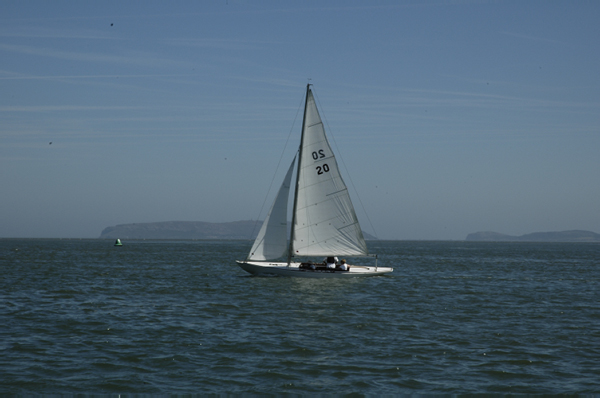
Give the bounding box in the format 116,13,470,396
114,239,123,246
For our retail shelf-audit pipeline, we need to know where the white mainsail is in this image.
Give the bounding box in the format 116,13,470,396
247,157,295,260
291,89,368,257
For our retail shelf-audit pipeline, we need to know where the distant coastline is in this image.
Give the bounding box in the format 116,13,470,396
99,222,599,242
100,221,261,240
465,230,600,242
100,221,378,240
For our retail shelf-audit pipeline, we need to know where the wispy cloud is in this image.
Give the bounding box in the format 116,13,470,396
0,43,185,68
0,26,117,40
0,73,196,81
499,31,566,46
161,38,278,51
0,105,145,112
334,82,599,112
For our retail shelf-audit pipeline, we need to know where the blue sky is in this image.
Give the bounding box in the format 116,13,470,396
1,1,599,240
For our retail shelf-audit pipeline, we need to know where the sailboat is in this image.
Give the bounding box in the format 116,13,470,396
236,84,393,278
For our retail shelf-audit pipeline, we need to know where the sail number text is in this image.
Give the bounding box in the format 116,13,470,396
312,150,326,160
316,164,330,175
312,150,329,175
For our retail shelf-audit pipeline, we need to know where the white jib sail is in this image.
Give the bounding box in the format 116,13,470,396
248,157,296,260
292,89,368,257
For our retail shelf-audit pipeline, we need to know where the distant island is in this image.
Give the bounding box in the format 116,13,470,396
100,221,261,240
100,221,377,240
466,230,600,242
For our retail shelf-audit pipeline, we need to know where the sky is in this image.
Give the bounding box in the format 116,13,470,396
1,0,599,240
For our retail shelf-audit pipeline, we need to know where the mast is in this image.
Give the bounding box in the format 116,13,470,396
287,83,311,265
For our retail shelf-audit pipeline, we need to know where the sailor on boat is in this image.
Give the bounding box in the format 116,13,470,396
337,259,349,271
325,256,338,270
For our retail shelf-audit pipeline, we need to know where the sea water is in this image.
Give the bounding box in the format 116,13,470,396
1,239,598,394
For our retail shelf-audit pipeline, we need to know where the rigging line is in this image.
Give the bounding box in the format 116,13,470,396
248,89,305,241
312,88,379,240
326,188,348,197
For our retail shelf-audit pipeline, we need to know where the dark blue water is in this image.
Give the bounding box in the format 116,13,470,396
1,239,599,394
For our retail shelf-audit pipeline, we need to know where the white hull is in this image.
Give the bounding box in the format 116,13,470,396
236,261,393,278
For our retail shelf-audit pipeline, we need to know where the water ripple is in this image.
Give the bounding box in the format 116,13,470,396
1,239,599,394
